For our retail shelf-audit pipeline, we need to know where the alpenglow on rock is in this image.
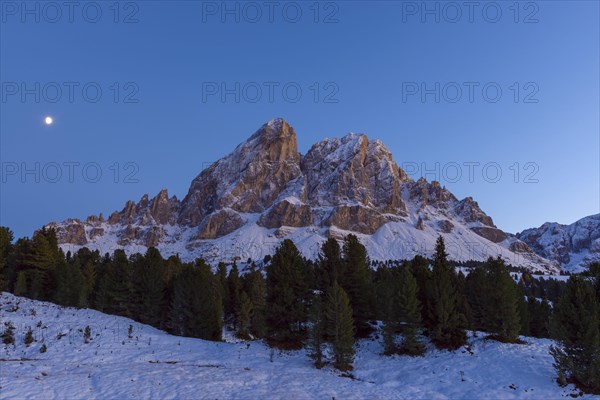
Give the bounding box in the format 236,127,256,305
47,118,563,273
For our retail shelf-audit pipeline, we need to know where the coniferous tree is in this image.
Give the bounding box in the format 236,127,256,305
486,257,521,342
94,261,112,312
341,234,373,337
410,255,432,329
170,261,222,341
227,263,242,328
216,262,230,316
465,266,490,332
550,276,600,393
396,267,424,355
517,291,531,336
265,239,308,342
55,258,85,307
81,261,96,307
14,271,27,296
237,291,253,339
24,327,34,346
93,250,132,316
84,326,91,344
590,263,600,304
2,322,15,345
0,227,14,290
109,250,132,316
196,262,223,341
529,296,551,338
246,268,266,337
426,236,467,349
307,292,325,367
133,248,166,327
381,274,399,355
317,238,343,292
325,282,355,371
28,229,60,300
453,271,471,330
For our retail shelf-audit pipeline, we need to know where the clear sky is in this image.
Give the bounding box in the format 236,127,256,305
1,0,598,239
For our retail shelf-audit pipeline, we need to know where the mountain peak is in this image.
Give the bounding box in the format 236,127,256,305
46,119,565,273
251,118,295,142
266,117,289,129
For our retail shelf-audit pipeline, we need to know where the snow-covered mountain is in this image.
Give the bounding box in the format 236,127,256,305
1,292,591,399
516,214,600,273
47,118,559,273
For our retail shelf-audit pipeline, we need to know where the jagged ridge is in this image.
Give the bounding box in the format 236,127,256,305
47,118,562,273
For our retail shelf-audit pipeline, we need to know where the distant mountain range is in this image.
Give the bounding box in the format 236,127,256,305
46,119,598,274
516,214,600,273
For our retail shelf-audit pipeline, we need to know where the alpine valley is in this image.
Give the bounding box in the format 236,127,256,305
46,119,599,274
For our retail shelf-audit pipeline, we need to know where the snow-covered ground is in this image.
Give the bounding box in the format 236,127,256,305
0,293,593,399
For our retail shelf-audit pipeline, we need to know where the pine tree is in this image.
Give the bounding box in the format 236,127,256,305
169,262,222,341
529,296,551,338
93,262,112,312
2,322,15,345
396,268,424,355
486,257,521,342
237,291,253,339
108,250,132,317
410,255,432,329
216,262,230,317
454,271,471,331
246,269,266,338
227,263,242,328
307,292,325,367
266,239,309,342
381,275,399,355
84,326,91,344
14,271,27,296
590,263,600,304
0,227,14,290
341,234,373,337
550,276,600,393
81,261,96,307
426,236,467,350
325,282,355,371
24,327,34,346
317,238,343,292
55,258,85,307
28,228,61,300
131,248,166,327
517,291,531,336
465,266,490,331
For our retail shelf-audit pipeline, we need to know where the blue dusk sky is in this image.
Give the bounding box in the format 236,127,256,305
1,0,598,239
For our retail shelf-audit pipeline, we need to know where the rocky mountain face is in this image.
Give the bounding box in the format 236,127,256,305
47,118,563,273
516,214,600,272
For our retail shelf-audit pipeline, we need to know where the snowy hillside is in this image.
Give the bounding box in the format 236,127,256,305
0,292,591,399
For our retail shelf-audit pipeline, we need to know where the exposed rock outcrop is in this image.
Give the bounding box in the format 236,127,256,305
195,209,245,240
258,200,312,229
471,226,507,243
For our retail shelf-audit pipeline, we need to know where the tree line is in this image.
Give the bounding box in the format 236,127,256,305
0,226,598,392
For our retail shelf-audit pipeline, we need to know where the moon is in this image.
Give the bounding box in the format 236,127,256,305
44,116,53,125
